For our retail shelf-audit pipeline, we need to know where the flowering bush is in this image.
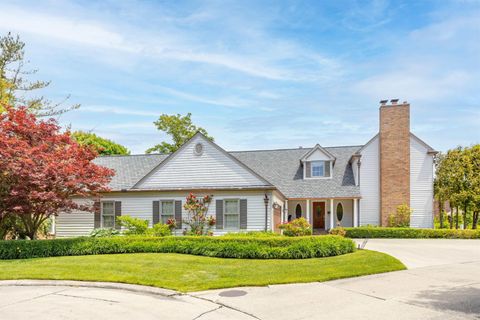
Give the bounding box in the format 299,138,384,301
183,193,214,235
388,204,412,227
279,217,312,237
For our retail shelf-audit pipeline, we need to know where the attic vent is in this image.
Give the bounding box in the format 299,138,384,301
194,143,204,156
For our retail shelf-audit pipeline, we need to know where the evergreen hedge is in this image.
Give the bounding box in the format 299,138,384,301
338,227,480,239
0,235,355,260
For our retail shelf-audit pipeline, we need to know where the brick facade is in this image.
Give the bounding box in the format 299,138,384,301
379,102,410,226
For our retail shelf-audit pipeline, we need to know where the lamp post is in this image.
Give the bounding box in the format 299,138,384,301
263,193,269,231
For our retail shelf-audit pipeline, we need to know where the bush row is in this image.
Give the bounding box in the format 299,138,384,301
338,227,480,239
0,235,355,260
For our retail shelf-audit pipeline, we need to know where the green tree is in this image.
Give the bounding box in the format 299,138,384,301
146,113,213,154
0,32,78,116
72,131,130,156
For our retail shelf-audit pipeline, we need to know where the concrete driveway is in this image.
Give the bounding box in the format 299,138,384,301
1,239,479,319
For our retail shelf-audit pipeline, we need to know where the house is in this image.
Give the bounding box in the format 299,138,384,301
55,100,437,237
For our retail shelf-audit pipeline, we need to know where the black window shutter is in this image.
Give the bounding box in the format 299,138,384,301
114,201,122,230
240,199,247,229
174,200,182,229
152,201,160,226
94,201,101,229
216,200,223,229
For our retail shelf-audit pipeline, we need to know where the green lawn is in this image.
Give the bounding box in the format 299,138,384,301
0,250,405,292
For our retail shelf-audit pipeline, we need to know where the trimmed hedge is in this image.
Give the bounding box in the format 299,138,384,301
339,227,480,239
0,235,355,260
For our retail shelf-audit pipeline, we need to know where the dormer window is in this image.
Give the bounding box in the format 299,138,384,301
310,161,331,178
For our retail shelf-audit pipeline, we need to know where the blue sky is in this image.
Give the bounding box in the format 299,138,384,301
1,0,479,153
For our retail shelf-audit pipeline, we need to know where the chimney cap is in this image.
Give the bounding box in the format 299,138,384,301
380,99,388,105
390,99,399,104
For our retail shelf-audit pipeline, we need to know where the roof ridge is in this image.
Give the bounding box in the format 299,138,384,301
229,144,363,153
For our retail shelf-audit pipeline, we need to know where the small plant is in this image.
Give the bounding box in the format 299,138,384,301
117,216,149,235
165,218,177,231
279,217,312,237
330,227,346,237
388,204,412,227
89,228,120,238
183,193,214,235
151,223,172,237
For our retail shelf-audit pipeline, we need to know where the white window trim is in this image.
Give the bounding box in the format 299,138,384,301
160,199,175,224
223,198,240,229
101,201,115,228
304,160,333,180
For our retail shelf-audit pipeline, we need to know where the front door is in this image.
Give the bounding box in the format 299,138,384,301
313,202,325,229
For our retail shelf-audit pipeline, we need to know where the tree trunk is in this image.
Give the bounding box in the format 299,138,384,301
463,203,468,230
473,212,479,230
455,207,459,229
439,199,444,229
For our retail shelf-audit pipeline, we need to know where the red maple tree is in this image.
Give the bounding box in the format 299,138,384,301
0,107,114,239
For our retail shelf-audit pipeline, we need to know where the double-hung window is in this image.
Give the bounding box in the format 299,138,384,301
310,161,331,178
101,201,115,228
224,199,240,229
160,200,174,224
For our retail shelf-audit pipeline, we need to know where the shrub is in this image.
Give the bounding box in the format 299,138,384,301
337,227,480,239
89,228,120,238
388,204,412,227
150,223,172,237
329,227,346,237
0,235,355,260
117,216,149,235
279,218,312,236
224,231,280,237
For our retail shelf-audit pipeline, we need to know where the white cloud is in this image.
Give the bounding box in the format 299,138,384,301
80,106,159,117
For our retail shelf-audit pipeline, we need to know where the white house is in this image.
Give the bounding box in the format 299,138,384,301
55,100,437,237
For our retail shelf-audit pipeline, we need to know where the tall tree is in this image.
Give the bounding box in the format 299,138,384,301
72,131,130,156
0,107,113,239
146,113,213,154
0,32,79,116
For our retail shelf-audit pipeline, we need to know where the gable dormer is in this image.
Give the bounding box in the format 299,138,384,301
300,144,336,179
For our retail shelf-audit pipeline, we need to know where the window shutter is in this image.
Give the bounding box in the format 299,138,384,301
152,201,160,226
305,162,311,178
94,201,101,229
174,200,182,229
114,201,122,230
324,161,331,177
240,199,247,229
216,200,223,229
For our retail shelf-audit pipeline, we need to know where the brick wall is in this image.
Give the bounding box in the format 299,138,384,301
379,103,410,226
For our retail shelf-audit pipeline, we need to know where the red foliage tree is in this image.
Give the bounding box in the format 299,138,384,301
0,107,114,239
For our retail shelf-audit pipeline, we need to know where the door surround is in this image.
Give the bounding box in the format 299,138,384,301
312,201,326,229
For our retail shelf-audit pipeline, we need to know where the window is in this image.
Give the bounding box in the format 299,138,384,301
310,161,331,178
336,203,344,222
160,200,174,224
101,201,115,228
224,199,240,229
295,204,302,219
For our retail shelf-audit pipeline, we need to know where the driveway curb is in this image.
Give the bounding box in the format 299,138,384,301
0,279,179,297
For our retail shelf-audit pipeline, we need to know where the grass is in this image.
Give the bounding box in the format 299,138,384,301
0,250,405,292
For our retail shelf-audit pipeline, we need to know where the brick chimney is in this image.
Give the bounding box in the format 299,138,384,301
379,99,410,226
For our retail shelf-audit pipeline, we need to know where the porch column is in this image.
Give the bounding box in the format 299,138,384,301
306,199,310,223
329,199,334,230
353,199,358,227
284,200,288,223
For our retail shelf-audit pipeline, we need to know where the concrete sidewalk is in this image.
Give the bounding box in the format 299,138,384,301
1,239,479,319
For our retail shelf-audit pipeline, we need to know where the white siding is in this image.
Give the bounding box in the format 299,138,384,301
56,199,94,238
359,135,380,226
410,136,434,228
55,190,271,237
305,149,332,161
137,135,269,189
351,158,359,186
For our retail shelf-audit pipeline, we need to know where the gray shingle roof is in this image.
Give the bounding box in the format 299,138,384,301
93,154,168,190
231,146,361,199
94,145,362,198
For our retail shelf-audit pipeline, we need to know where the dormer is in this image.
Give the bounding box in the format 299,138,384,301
300,144,336,179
